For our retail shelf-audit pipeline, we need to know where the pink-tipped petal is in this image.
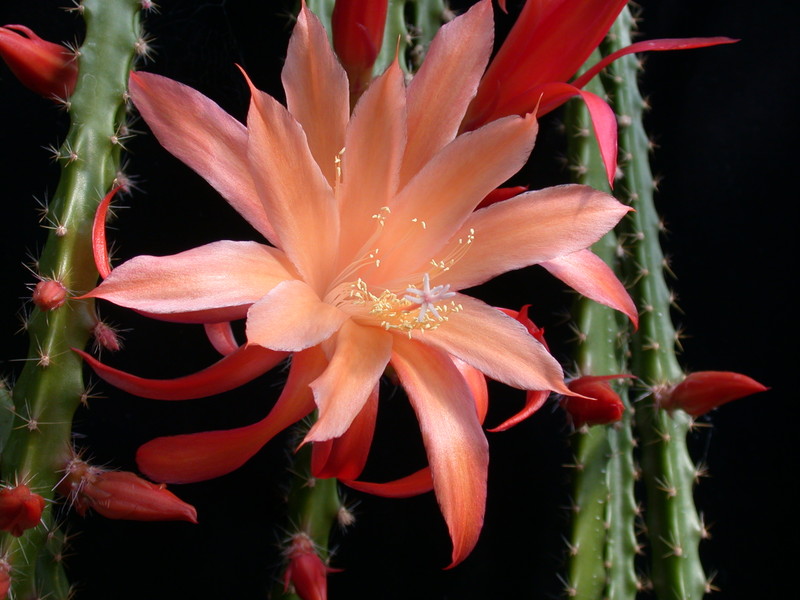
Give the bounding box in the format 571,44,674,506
204,322,240,356
305,321,392,441
421,295,569,394
391,336,488,568
311,386,379,480
136,347,326,483
245,75,340,290
92,186,120,279
282,3,350,186
401,0,494,184
453,357,489,425
75,344,286,401
246,280,348,352
572,37,739,89
541,249,638,328
83,240,294,322
342,467,434,498
442,185,631,291
128,72,275,242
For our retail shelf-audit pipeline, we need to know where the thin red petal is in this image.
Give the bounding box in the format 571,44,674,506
203,322,239,356
92,186,120,279
488,390,550,433
74,344,286,400
342,467,434,498
475,185,528,210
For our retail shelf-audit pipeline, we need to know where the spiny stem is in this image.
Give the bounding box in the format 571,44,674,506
0,1,142,597
605,7,707,599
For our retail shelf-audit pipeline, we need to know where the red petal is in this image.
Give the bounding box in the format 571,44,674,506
92,186,120,279
475,185,528,210
342,467,434,498
74,344,286,400
203,322,239,356
663,371,768,417
488,390,550,433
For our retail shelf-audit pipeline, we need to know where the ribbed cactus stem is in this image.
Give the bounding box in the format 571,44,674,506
0,1,142,597
373,0,447,76
605,7,707,599
563,68,638,600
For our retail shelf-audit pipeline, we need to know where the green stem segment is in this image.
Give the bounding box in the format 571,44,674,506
606,7,707,599
564,69,638,600
0,1,142,597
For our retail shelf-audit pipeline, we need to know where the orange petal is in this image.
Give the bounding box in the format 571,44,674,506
128,72,275,242
282,4,349,187
246,280,348,351
441,184,631,290
541,249,638,328
391,337,488,568
401,0,494,185
342,467,434,498
245,74,340,291
83,240,293,323
420,295,569,394
305,321,392,441
136,347,326,483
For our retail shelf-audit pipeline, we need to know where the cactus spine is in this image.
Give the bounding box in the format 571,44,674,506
606,7,708,599
0,1,142,597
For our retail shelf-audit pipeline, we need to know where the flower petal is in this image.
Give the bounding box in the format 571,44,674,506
305,320,392,441
337,59,407,262
374,113,538,282
246,280,348,351
136,347,326,483
75,344,286,400
282,3,350,187
441,184,631,290
541,249,638,327
83,241,294,323
128,72,275,242
487,390,550,433
419,295,569,393
245,75,340,291
391,336,488,568
342,467,434,498
401,0,494,185
204,322,239,356
311,385,379,480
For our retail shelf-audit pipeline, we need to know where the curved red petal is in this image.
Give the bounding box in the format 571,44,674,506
74,344,286,400
488,389,550,433
203,322,239,356
92,186,120,279
665,371,768,417
341,467,434,498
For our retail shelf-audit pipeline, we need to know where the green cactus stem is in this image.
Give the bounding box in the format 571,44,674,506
0,1,142,597
563,68,639,600
605,7,708,599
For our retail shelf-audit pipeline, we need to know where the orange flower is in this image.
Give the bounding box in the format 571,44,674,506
80,2,630,565
0,25,77,98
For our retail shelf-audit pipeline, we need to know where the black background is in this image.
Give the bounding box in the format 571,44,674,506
1,1,795,598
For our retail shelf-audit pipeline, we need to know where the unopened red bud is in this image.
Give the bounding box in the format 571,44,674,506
661,371,768,417
58,460,197,523
563,375,632,427
0,25,78,98
32,279,67,311
283,532,339,600
0,484,46,537
332,0,388,103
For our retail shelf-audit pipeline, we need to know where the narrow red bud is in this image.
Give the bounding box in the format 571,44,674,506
283,533,337,600
32,279,67,311
0,25,78,98
661,371,768,417
332,0,388,103
0,484,46,537
57,460,197,523
563,375,631,427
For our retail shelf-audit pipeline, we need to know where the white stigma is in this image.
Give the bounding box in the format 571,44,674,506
403,273,456,322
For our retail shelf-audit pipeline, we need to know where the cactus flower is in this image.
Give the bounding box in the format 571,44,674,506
282,533,334,600
660,371,768,417
332,0,388,104
562,374,632,427
462,0,737,183
79,1,631,565
57,460,197,523
0,484,46,537
0,25,78,98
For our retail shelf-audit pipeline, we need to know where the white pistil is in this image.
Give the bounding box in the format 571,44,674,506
403,273,456,322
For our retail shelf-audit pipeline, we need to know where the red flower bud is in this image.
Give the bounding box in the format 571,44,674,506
332,0,388,103
0,25,78,98
32,279,67,311
0,484,46,537
661,371,768,417
283,533,337,600
563,375,631,427
57,460,197,523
